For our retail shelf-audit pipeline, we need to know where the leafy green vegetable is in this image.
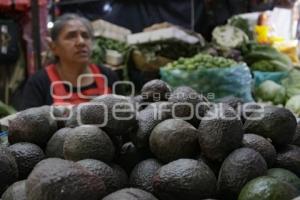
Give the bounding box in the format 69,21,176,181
285,95,300,117
0,101,16,119
242,43,292,72
282,69,300,98
91,37,129,65
212,25,249,49
255,80,286,105
228,16,253,39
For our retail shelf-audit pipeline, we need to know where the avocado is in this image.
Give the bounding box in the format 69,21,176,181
275,145,300,177
64,105,79,128
131,102,172,150
63,125,115,162
168,86,209,127
110,164,128,188
149,119,200,163
129,159,162,193
267,168,300,191
216,95,244,110
131,95,146,112
242,134,276,167
153,159,217,200
1,180,26,200
197,155,221,177
50,105,69,129
102,188,158,200
8,142,45,179
238,176,299,200
218,148,267,199
76,103,108,127
116,142,145,175
46,128,72,158
91,94,138,137
27,158,106,200
0,147,18,195
77,159,122,194
241,103,262,123
8,106,58,148
292,122,300,146
243,106,297,147
198,104,243,162
141,79,171,102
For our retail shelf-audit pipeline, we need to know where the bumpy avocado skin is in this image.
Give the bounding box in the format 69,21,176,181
243,106,297,147
153,159,217,200
8,142,45,179
26,158,107,200
218,148,268,199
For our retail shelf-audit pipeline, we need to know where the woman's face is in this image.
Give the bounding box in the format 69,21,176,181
51,19,92,65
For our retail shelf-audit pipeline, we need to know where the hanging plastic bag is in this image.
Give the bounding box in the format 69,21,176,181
253,71,288,87
160,63,254,102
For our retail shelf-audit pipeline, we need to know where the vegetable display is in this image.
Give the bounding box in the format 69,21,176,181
164,53,237,71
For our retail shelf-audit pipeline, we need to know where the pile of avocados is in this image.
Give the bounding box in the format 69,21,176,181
1,79,300,200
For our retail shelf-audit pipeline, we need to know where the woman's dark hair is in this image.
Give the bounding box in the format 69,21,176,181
50,13,94,41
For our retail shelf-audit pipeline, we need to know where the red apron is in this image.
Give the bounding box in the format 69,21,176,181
45,64,111,105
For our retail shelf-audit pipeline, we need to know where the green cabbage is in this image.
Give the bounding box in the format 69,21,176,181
282,69,300,98
256,80,286,105
285,95,300,117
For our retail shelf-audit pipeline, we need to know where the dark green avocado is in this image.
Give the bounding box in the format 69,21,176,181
8,106,58,148
149,119,200,163
1,180,26,200
46,128,72,158
238,176,299,200
63,125,115,162
153,159,217,200
275,145,300,177
0,146,18,195
131,102,172,150
141,79,171,102
242,133,276,167
102,188,158,200
198,104,243,162
8,142,45,179
77,159,122,194
243,106,297,147
267,168,300,191
26,158,107,200
168,86,209,128
217,147,267,199
129,159,162,193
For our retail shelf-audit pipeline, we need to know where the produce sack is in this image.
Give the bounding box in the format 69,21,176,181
253,71,288,87
160,63,254,102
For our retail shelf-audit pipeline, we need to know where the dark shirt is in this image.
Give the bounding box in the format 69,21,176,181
20,65,119,110
59,0,205,33
58,0,276,40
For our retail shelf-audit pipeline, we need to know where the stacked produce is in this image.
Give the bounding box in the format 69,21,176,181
0,80,300,200
163,53,237,71
160,53,253,101
242,42,293,72
195,16,300,116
